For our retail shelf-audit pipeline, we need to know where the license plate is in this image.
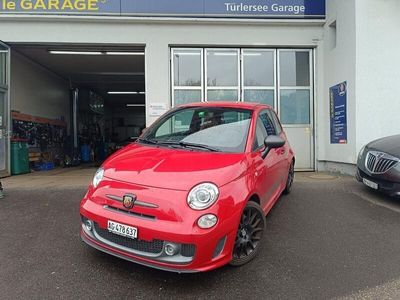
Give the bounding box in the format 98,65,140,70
363,178,378,190
107,220,138,239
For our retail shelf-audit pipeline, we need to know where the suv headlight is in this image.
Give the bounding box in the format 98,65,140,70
358,145,366,160
187,183,219,210
92,168,104,188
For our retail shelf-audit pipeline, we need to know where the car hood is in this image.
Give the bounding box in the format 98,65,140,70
367,134,400,157
102,143,248,191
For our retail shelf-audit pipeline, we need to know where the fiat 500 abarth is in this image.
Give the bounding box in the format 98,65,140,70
80,102,295,272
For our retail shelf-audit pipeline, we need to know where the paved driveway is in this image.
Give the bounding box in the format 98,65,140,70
1,170,400,299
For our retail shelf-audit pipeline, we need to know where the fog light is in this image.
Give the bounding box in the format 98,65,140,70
85,220,93,231
164,243,179,256
197,214,218,229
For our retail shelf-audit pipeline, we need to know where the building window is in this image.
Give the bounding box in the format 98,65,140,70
170,48,313,125
205,49,240,102
171,48,203,106
278,50,312,125
242,49,275,107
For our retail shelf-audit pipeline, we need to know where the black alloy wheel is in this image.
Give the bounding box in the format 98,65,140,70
283,161,295,195
230,201,266,266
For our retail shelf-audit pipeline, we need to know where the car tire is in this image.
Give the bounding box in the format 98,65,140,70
230,201,266,267
283,161,295,195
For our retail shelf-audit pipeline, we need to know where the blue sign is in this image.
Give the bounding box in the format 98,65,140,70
0,0,326,18
330,82,348,144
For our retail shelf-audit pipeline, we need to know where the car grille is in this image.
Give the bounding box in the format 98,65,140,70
93,223,195,257
94,223,164,254
365,151,399,174
181,244,196,257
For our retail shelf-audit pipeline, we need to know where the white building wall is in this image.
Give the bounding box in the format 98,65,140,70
0,16,326,170
10,50,70,126
0,17,324,126
319,0,357,174
355,0,400,151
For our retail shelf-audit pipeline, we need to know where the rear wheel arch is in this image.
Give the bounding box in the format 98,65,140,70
248,194,261,206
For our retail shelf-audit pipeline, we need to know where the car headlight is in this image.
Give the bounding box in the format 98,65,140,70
92,168,104,188
358,145,366,160
187,183,219,210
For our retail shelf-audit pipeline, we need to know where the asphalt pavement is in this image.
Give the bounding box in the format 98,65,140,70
1,170,400,300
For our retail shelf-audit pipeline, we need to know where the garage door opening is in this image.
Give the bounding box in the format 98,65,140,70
8,44,145,172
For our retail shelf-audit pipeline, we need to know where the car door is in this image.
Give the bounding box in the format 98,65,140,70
266,109,291,187
251,111,282,213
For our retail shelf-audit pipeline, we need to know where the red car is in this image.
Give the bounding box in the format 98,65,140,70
80,102,295,272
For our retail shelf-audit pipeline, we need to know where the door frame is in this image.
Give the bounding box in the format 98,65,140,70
277,48,314,171
0,40,10,177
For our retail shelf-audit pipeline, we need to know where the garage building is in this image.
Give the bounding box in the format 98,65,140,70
0,0,399,177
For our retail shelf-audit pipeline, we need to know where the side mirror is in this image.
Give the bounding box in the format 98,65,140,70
262,135,285,159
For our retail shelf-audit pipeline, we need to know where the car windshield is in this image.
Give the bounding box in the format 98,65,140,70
140,107,253,153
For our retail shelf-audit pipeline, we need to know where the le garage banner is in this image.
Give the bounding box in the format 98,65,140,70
0,0,326,18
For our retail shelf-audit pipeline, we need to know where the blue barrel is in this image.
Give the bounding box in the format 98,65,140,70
81,144,91,162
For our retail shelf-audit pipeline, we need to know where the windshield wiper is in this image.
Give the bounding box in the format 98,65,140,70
137,138,158,145
157,141,220,152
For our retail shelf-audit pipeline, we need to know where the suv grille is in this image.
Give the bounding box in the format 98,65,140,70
365,151,399,174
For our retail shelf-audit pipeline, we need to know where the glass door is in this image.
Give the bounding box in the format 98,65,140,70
0,41,10,177
278,49,314,170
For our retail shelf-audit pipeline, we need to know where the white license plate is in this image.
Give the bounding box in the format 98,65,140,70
363,178,378,190
107,220,138,239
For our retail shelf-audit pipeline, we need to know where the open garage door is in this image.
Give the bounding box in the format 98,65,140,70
8,44,145,173
0,41,10,177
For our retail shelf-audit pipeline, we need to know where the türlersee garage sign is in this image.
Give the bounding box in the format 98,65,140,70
0,0,326,18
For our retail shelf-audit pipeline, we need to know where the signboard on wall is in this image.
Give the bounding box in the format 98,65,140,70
149,103,168,117
0,0,326,18
330,82,348,144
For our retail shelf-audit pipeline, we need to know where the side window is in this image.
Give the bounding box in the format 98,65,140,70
259,111,276,136
253,118,268,150
267,110,283,135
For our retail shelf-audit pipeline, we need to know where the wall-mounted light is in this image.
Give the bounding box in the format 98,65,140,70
49,50,103,55
108,91,146,95
106,52,145,56
126,104,146,107
49,50,145,56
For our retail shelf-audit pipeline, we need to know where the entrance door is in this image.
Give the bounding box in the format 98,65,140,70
278,49,314,170
0,41,10,177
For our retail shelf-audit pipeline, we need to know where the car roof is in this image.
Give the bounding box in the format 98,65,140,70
178,101,272,111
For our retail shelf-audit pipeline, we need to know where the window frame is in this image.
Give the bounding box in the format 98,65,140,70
205,48,241,102
252,109,279,152
277,49,313,127
241,49,276,108
171,48,204,106
267,109,283,135
252,117,268,152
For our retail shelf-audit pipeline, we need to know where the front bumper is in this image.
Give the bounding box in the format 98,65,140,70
79,180,246,272
81,227,200,273
356,168,400,197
